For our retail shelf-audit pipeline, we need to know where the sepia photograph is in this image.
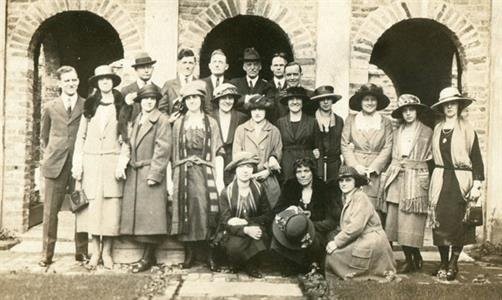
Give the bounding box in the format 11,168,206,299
0,0,501,299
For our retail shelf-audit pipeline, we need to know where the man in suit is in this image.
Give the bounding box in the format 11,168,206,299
39,66,88,267
200,49,229,115
268,52,288,123
159,48,196,116
231,47,272,113
121,52,160,122
282,61,316,116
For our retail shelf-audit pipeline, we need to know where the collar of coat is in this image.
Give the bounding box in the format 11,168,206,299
243,119,273,132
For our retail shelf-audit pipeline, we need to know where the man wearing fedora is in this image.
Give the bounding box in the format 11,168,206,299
120,52,160,124
230,47,272,113
39,65,88,267
200,49,230,115
311,85,344,182
159,48,196,116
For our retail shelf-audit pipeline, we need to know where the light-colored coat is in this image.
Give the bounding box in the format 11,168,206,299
120,110,172,235
325,189,396,279
41,96,84,178
341,113,393,208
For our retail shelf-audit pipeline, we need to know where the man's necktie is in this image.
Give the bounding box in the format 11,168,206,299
216,77,220,87
277,82,282,90
249,80,253,89
66,100,72,117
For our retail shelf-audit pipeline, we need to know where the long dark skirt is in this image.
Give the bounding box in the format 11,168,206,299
223,232,269,266
433,169,476,246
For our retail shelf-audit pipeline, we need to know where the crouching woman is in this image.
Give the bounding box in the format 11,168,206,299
218,152,272,278
325,166,396,280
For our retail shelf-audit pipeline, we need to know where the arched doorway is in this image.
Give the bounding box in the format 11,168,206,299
27,11,124,227
199,15,293,80
370,18,462,125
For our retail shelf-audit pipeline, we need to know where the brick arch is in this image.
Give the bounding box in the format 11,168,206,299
179,0,316,81
350,0,484,96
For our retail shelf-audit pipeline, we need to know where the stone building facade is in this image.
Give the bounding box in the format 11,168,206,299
0,0,501,244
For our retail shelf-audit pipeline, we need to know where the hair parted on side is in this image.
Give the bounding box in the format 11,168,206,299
56,65,77,80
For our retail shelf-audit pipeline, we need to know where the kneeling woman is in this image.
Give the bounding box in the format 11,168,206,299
325,166,396,280
219,152,272,278
119,84,172,273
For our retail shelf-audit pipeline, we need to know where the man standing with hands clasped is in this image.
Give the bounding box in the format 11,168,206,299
39,66,89,267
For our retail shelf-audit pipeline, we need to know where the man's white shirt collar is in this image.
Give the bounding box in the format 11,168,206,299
137,79,152,89
62,93,78,110
246,76,259,88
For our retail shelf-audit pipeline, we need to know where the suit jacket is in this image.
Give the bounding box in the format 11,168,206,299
274,177,339,234
41,96,84,178
230,76,273,112
200,76,229,115
214,110,248,184
120,82,161,121
159,77,182,114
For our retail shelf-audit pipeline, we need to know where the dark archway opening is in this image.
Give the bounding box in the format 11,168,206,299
370,18,462,126
27,11,124,227
200,15,293,80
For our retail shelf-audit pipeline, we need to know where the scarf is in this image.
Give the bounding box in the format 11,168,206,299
225,179,261,218
315,109,337,133
428,118,475,227
177,114,220,234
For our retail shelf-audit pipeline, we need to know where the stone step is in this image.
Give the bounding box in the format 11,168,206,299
177,281,303,299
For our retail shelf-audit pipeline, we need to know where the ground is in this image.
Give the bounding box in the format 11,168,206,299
1,250,502,299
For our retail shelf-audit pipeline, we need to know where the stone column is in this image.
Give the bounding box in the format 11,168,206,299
314,0,351,119
487,2,502,243
144,0,179,85
0,0,7,227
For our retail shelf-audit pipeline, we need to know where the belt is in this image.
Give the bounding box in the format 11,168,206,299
283,145,308,151
173,156,213,168
435,165,472,172
390,159,428,170
129,160,151,169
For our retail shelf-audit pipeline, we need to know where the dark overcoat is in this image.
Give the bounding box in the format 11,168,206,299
120,109,172,235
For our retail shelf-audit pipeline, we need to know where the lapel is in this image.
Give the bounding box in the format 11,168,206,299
135,110,161,148
55,97,68,120
294,114,309,140
67,96,84,124
340,190,356,223
227,110,241,143
244,120,271,147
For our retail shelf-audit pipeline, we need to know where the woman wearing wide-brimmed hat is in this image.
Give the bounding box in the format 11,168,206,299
341,83,393,219
272,158,341,276
218,151,273,278
380,94,433,274
325,166,396,280
72,65,126,270
170,80,225,272
212,83,248,185
311,85,344,182
428,87,484,281
276,86,318,182
233,95,283,209
118,84,172,273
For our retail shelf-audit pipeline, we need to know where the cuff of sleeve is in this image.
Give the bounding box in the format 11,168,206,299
147,171,164,183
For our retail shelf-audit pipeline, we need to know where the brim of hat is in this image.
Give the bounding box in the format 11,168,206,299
430,97,474,111
311,93,342,102
391,103,430,119
279,94,311,105
133,92,162,102
337,174,368,187
224,158,259,172
131,60,157,68
348,91,390,111
244,101,273,111
272,215,316,250
212,93,241,103
89,74,121,88
181,92,205,101
240,58,261,62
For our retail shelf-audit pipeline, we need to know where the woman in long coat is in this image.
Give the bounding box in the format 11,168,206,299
380,94,432,273
219,151,272,278
72,65,125,269
325,166,396,280
429,87,484,281
170,80,225,271
118,84,171,273
211,83,248,185
276,86,318,182
272,158,340,275
341,83,393,219
233,95,283,209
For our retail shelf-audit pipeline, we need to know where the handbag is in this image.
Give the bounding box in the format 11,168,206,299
463,205,483,226
70,181,89,213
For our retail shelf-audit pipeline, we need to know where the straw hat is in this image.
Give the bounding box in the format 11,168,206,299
88,65,121,88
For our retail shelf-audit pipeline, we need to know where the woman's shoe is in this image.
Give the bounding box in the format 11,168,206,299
102,255,114,270
208,257,221,272
245,265,263,278
413,253,423,270
446,265,458,281
86,254,100,271
132,259,153,273
180,244,194,269
432,262,448,277
398,262,416,274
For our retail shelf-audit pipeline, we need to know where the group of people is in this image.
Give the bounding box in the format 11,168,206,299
39,47,484,282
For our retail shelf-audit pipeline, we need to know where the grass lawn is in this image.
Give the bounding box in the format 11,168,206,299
0,273,150,300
